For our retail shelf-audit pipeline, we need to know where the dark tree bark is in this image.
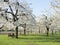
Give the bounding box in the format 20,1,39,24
52,30,54,35
0,25,4,29
24,23,26,35
20,23,26,35
6,5,19,39
24,27,26,35
46,26,49,36
39,27,40,33
16,26,18,38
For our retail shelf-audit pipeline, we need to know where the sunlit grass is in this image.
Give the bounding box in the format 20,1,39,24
0,34,60,45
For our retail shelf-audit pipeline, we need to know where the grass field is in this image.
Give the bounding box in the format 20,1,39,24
0,34,60,45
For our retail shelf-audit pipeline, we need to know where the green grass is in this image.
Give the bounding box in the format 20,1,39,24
0,34,60,45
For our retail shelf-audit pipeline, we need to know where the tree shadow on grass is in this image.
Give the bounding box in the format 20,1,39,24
18,35,60,42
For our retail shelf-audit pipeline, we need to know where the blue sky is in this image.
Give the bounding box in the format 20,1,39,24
26,0,51,16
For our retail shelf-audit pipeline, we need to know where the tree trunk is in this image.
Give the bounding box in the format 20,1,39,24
46,27,49,36
16,26,18,39
47,30,49,36
31,30,32,33
24,23,26,35
52,30,53,35
24,27,26,35
55,30,57,34
39,27,40,33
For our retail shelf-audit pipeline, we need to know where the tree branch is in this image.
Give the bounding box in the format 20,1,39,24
15,9,18,16
0,25,4,29
9,5,14,14
6,12,13,15
15,9,18,20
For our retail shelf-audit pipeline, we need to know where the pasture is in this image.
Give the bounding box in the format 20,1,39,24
0,34,60,45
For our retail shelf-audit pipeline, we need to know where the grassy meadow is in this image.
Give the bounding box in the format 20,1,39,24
0,34,60,45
